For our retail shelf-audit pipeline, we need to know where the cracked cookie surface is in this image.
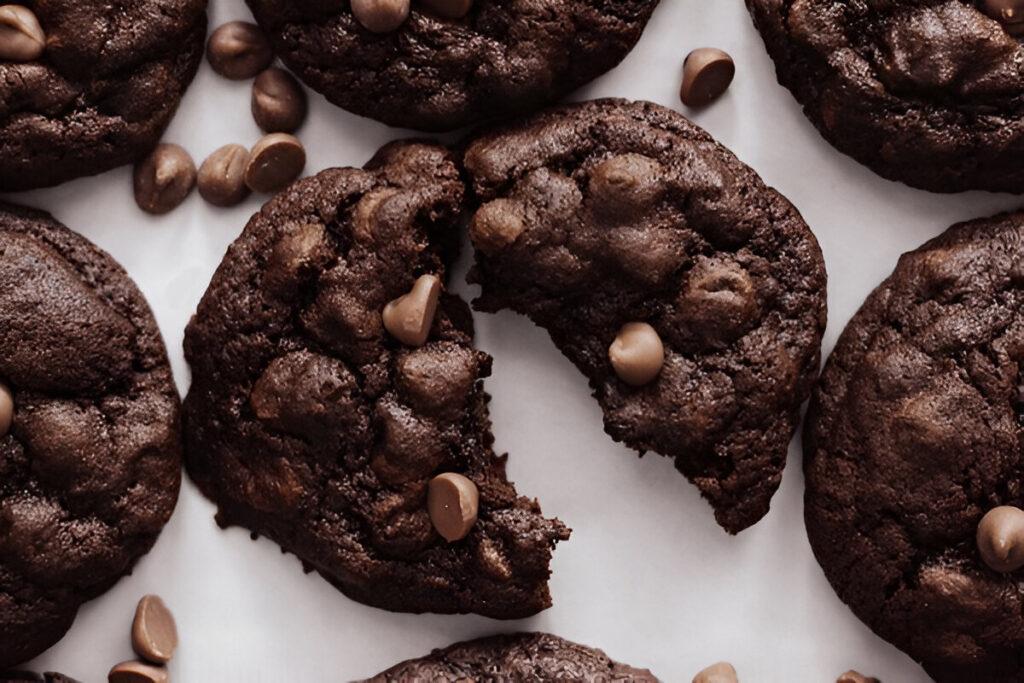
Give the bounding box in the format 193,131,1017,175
464,99,827,534
0,202,182,667
361,632,658,681
746,0,1024,192
183,141,568,619
0,0,207,191
805,212,1024,683
243,0,659,131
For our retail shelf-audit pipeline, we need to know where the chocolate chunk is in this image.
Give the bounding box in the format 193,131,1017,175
245,134,305,194
382,274,442,347
468,199,526,256
693,662,739,683
206,21,272,80
609,322,664,386
133,144,196,215
107,662,167,683
681,48,735,108
197,144,251,207
252,68,308,134
977,506,1024,573
0,5,44,61
427,472,479,542
131,595,178,665
351,0,410,34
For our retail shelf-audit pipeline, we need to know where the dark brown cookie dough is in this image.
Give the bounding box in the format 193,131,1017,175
183,141,569,619
242,0,659,131
805,211,1024,682
746,0,1024,193
463,99,826,534
361,632,658,681
0,202,182,667
0,0,207,192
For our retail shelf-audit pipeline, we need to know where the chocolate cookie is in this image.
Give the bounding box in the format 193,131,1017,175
243,1,659,131
464,99,827,534
0,0,207,191
361,632,657,681
746,0,1024,193
805,211,1024,682
183,141,569,619
0,202,182,667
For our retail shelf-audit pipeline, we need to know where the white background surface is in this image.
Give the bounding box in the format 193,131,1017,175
7,1,1022,681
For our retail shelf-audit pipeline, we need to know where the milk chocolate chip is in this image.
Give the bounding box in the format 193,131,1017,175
0,381,12,437
681,48,735,107
107,661,167,683
131,595,178,665
977,505,1024,572
420,0,474,19
589,153,664,217
244,134,306,194
469,199,526,255
351,0,410,33
206,21,272,80
133,144,196,215
197,144,250,207
837,671,880,683
428,472,479,542
693,662,739,683
252,68,308,134
382,274,442,347
0,5,45,61
982,0,1024,34
609,322,664,386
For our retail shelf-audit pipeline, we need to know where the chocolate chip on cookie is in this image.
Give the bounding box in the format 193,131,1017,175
0,381,12,437
0,5,45,62
464,99,826,534
183,141,568,619
351,0,411,34
362,633,657,681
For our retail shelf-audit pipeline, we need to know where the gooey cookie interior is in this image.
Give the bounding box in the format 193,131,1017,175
464,99,827,534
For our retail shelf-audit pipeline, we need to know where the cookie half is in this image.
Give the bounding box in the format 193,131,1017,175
243,1,659,131
183,142,569,619
746,0,1024,193
464,99,827,534
805,212,1024,682
0,0,207,191
361,632,657,681
0,203,182,667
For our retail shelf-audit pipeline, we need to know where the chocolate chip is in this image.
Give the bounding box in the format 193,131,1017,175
982,0,1024,33
351,0,410,33
0,5,45,61
588,153,664,217
244,133,305,194
382,274,442,347
609,322,664,386
107,661,167,683
206,21,273,80
131,595,178,665
252,68,308,134
837,671,880,683
420,0,474,19
133,144,196,215
427,472,479,542
197,144,250,207
977,505,1024,572
0,381,12,438
681,48,735,108
469,199,526,256
693,662,739,683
